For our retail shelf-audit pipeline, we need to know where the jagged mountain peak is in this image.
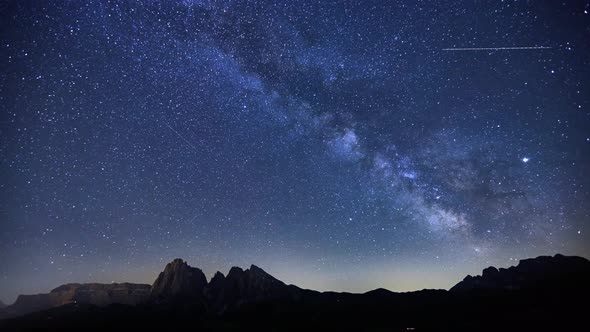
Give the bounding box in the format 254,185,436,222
166,258,190,269
151,258,207,301
249,264,271,276
249,264,263,271
227,266,244,278
149,259,292,310
212,271,225,280
225,265,273,278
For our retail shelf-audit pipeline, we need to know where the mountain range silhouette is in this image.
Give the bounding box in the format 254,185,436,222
1,253,589,331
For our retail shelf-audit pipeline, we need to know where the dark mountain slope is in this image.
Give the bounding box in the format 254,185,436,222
451,254,590,291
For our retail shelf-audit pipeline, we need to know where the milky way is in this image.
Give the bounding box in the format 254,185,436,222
1,0,589,303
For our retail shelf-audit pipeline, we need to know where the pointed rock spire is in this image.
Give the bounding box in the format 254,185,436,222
151,258,207,301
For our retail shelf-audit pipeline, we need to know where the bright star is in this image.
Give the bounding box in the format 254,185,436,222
522,157,530,163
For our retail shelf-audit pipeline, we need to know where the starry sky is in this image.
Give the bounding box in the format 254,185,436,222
1,0,589,304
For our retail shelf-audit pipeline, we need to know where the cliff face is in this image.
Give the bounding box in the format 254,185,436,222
3,283,150,318
150,258,208,302
55,283,151,306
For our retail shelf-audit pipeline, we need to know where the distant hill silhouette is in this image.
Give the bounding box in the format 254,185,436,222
451,254,590,292
1,254,589,331
0,283,150,319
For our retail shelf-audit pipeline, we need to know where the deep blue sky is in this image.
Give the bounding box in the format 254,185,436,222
1,0,589,303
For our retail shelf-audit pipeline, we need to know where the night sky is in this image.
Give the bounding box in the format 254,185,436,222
1,0,589,304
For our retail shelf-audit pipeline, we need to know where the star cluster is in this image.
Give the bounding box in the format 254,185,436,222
1,0,589,303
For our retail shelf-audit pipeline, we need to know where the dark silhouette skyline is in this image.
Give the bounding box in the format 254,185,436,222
1,0,589,306
1,254,589,331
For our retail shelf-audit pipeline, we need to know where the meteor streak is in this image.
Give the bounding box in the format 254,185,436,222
442,46,551,51
164,122,198,151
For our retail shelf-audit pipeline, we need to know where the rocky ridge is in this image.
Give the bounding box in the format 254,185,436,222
2,254,590,320
450,254,590,291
